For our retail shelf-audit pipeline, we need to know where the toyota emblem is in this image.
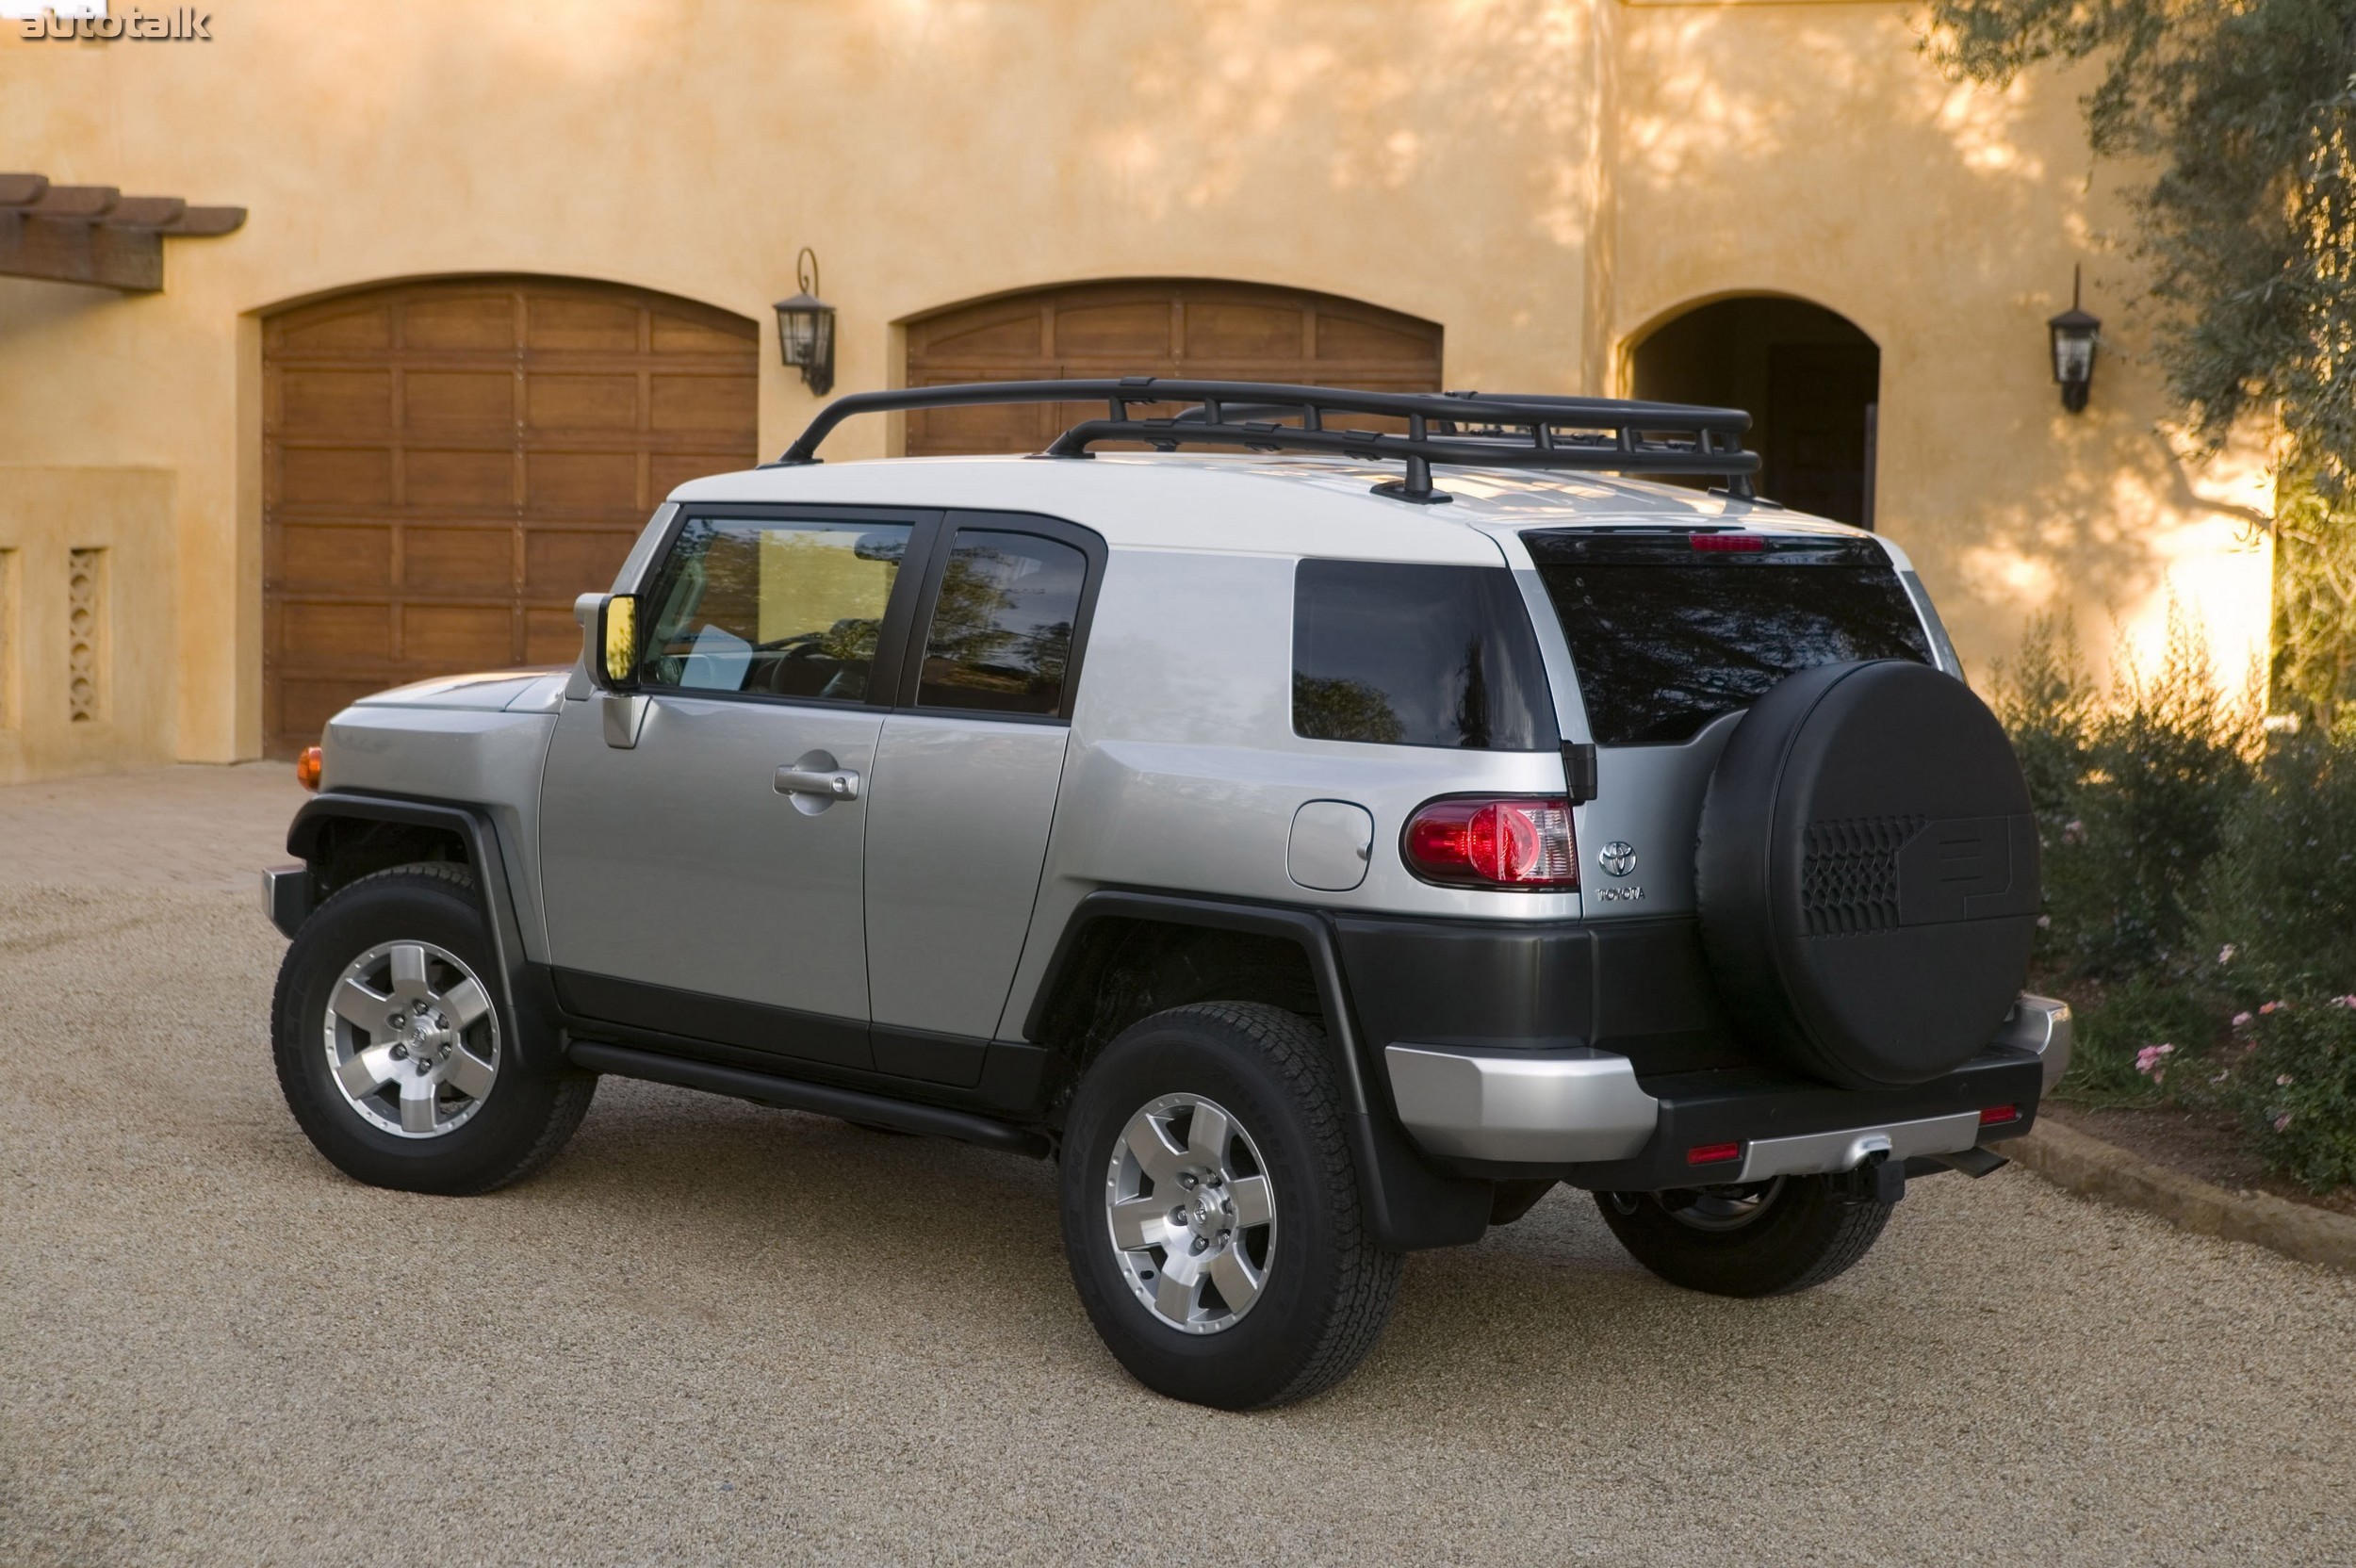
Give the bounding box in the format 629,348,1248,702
1598,841,1637,877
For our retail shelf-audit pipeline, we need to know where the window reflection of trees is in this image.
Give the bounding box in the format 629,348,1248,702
923,541,1078,706
1294,676,1406,743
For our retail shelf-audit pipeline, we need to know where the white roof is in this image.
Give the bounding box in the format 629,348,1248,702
664,451,1877,567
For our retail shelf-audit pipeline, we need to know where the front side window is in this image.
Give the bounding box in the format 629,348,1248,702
915,530,1087,715
637,517,910,701
1291,560,1555,750
1523,531,1932,745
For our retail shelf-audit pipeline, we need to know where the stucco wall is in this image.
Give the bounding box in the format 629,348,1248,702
0,466,177,783
0,0,2273,775
1606,0,2274,689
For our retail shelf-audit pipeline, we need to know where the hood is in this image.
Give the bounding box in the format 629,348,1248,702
351,668,568,712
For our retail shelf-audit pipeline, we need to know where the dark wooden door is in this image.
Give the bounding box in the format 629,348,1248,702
901,279,1443,455
1765,343,1879,529
262,276,759,753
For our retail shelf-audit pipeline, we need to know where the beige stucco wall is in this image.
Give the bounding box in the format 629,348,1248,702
0,466,178,783
0,0,2273,776
1606,0,2274,692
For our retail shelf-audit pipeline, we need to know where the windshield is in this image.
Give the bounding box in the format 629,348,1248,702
1523,531,1932,745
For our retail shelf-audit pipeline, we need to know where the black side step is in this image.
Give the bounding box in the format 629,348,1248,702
567,1040,1051,1158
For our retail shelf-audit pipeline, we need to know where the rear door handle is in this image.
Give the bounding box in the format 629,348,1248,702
774,764,861,801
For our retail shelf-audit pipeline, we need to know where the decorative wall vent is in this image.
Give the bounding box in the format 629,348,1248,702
0,172,244,292
68,547,105,724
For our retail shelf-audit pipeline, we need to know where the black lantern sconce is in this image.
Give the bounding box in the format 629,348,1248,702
2048,264,2101,414
773,247,836,397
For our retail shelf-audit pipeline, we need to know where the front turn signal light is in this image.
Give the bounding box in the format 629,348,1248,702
296,745,323,792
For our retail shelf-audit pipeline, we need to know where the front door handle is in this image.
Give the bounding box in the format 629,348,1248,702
775,752,861,802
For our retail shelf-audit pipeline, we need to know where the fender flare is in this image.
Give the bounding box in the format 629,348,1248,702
1026,889,1493,1251
285,792,566,1076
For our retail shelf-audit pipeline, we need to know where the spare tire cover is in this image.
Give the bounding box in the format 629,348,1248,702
1695,660,2038,1089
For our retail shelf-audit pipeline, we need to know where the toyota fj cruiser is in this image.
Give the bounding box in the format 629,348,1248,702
264,380,2069,1410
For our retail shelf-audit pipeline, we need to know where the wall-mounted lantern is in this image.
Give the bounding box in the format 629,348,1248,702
773,247,836,397
2048,264,2101,414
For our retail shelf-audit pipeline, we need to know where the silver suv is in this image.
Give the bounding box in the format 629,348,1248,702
264,381,2069,1410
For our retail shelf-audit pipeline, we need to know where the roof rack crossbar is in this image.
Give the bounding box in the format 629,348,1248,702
767,378,1760,498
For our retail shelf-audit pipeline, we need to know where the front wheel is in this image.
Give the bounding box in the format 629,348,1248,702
1059,1003,1400,1410
271,863,595,1196
1594,1173,1894,1298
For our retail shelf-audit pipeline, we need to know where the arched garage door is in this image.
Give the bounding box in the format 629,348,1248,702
902,279,1443,454
262,276,759,753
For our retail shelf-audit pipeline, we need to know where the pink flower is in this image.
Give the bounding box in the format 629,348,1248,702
2232,1012,2253,1027
2037,914,2053,929
2277,1074,2295,1086
2333,995,2356,1009
2062,821,2086,844
2135,1043,2176,1075
2260,1001,2287,1014
2219,943,2238,965
2274,1112,2294,1133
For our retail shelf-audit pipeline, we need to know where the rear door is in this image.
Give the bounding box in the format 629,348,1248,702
861,514,1103,1083
538,506,935,1067
1513,528,1937,920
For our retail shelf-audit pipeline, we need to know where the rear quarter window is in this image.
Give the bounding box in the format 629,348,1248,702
1292,560,1555,750
1523,531,1931,745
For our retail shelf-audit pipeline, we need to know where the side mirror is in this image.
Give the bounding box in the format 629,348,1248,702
579,593,639,692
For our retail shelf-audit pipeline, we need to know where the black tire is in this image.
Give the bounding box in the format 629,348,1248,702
1594,1175,1893,1298
271,863,595,1196
1059,1003,1401,1410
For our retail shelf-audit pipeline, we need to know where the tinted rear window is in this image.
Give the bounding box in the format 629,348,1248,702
1292,560,1555,750
1524,531,1931,745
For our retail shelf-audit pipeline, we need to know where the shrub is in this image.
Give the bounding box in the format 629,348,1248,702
2059,973,2221,1107
1994,605,2255,983
2198,729,2356,1002
2205,999,2356,1193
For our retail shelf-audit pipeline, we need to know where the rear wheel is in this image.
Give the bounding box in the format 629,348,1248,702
271,864,595,1196
1059,1003,1400,1410
1594,1174,1894,1298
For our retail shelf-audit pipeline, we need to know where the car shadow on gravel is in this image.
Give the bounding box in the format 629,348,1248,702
409,1073,1990,1424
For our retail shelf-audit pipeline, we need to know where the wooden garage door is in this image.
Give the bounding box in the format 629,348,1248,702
262,276,759,753
902,279,1442,455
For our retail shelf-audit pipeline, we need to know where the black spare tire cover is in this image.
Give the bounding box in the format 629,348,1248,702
1695,660,2038,1089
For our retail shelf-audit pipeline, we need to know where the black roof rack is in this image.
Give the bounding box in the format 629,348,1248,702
769,378,1760,505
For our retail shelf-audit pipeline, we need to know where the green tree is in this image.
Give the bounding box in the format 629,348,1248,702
1922,0,2356,489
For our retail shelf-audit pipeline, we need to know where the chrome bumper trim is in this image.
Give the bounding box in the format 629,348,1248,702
1997,993,2073,1091
1736,1109,1984,1183
1383,1044,1660,1164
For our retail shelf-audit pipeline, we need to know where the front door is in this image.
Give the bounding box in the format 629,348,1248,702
539,507,933,1068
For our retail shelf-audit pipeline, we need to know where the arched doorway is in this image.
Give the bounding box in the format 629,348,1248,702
1628,297,1879,529
261,276,759,754
900,279,1443,454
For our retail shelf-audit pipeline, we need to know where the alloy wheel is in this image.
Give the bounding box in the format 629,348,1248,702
1104,1092,1277,1334
321,939,499,1138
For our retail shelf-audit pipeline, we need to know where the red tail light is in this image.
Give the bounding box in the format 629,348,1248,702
1687,1142,1742,1166
1979,1104,2021,1126
1689,532,1766,552
1402,797,1577,890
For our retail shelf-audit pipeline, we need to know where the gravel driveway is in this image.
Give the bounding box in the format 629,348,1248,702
4,766,2353,1565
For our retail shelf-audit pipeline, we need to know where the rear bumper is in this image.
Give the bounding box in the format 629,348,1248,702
1385,992,2069,1187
